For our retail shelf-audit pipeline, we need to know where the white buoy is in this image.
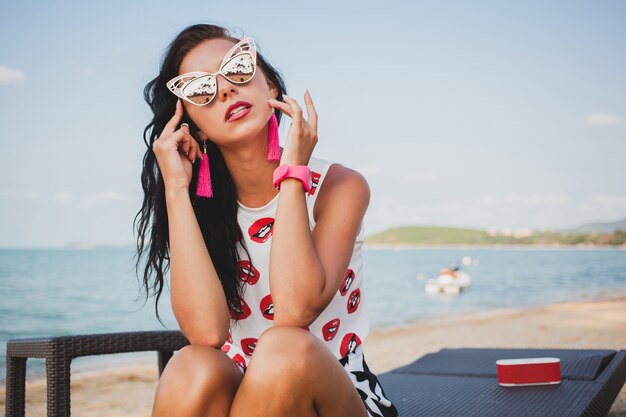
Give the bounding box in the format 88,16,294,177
462,256,472,266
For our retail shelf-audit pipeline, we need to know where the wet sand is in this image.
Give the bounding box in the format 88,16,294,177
2,292,625,416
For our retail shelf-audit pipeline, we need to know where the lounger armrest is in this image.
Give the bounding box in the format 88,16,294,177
6,330,189,359
582,350,626,417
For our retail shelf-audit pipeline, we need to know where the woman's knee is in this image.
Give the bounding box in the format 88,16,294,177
250,326,326,376
153,344,243,414
168,344,242,390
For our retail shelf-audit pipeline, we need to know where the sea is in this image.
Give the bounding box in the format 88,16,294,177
1,246,625,385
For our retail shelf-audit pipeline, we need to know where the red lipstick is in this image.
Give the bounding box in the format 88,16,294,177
225,101,253,122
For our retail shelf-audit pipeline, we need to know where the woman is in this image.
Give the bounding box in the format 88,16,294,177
135,23,399,417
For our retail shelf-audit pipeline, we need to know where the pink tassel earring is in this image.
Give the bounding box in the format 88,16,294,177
267,111,281,161
196,139,214,198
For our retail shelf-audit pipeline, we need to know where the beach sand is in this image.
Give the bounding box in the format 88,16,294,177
2,293,625,416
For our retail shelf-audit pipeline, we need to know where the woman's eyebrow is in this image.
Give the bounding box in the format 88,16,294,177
180,68,215,78
181,70,208,77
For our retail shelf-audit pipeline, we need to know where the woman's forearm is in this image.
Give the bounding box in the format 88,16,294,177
166,188,230,346
270,178,325,327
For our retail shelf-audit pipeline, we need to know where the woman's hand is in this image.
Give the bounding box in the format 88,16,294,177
151,99,203,193
267,90,318,166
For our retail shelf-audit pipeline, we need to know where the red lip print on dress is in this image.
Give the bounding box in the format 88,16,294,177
221,344,230,353
260,293,274,320
347,288,361,313
248,217,274,243
229,298,251,320
322,318,341,341
233,354,247,370
339,269,355,296
238,260,260,284
340,332,362,357
227,331,233,343
241,337,258,356
308,171,321,196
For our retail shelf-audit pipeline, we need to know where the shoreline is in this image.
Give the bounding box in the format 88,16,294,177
1,291,625,416
370,286,626,334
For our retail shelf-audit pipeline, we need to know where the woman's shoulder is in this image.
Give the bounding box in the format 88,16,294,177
325,164,368,189
308,155,368,186
310,156,370,222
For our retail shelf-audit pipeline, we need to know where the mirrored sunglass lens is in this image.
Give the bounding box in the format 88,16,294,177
182,75,216,105
222,53,256,83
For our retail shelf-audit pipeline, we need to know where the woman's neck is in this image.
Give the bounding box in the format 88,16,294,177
219,137,283,208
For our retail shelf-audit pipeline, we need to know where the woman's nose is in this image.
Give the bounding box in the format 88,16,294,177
216,73,237,100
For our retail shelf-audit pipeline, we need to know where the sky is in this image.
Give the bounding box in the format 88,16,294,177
0,0,625,248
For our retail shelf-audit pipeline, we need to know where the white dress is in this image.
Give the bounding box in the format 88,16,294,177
221,155,398,417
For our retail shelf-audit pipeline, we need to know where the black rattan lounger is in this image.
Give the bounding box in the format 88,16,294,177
378,347,626,417
5,333,626,417
5,331,189,417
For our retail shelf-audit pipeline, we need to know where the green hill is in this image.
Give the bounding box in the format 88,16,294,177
365,226,626,246
365,226,498,245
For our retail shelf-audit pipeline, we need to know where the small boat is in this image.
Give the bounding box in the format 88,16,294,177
425,266,472,294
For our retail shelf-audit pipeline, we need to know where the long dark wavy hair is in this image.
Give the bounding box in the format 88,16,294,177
133,23,287,327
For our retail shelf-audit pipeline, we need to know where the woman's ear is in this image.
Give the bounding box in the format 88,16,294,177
266,79,279,100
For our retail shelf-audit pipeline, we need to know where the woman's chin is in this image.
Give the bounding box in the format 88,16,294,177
219,127,267,149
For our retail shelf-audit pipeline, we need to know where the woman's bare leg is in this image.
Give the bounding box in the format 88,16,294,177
151,344,244,417
228,326,368,417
